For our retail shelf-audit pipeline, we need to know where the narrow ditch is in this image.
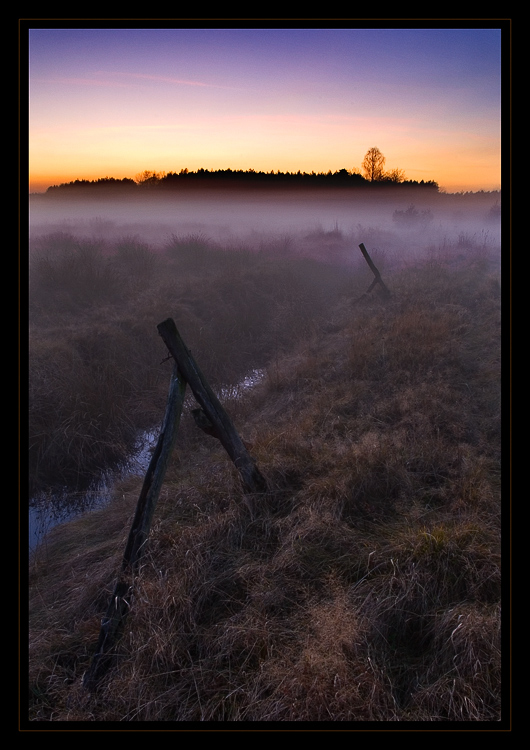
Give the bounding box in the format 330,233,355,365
28,369,265,555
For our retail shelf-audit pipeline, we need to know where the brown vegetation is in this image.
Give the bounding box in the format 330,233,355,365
28,233,351,494
26,231,503,724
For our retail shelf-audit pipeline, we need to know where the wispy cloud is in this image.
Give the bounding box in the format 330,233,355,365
106,72,209,87
33,71,230,90
31,76,131,88
81,123,196,136
97,71,235,89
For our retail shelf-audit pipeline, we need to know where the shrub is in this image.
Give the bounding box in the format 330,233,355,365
30,234,124,312
393,204,433,226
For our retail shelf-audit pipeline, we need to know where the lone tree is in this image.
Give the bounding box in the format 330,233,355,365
362,147,386,182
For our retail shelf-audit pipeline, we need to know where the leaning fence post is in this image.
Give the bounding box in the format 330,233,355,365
357,243,392,300
157,317,268,495
83,363,186,691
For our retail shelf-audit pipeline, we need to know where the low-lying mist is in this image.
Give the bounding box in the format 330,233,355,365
28,182,503,719
26,183,502,503
29,186,501,268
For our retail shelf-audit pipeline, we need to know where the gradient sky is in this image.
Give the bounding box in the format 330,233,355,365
27,25,503,193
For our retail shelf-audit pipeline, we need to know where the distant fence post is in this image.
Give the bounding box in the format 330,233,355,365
83,363,186,692
356,243,392,301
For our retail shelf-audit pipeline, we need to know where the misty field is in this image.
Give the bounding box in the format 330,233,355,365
26,189,504,724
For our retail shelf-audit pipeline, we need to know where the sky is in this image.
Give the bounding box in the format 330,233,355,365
26,24,504,194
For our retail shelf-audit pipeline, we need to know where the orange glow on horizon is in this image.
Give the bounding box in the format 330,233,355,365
29,157,501,195
27,27,503,196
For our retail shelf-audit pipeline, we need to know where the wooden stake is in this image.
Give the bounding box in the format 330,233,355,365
83,364,186,691
157,318,268,495
358,243,392,300
84,320,268,690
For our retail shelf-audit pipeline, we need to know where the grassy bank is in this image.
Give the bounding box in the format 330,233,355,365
27,234,503,723
28,232,355,494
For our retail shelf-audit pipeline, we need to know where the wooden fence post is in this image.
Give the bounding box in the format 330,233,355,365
84,320,267,690
357,243,392,300
157,317,268,495
83,363,186,691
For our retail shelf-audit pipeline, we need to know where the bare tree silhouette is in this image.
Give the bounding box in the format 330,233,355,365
362,147,386,182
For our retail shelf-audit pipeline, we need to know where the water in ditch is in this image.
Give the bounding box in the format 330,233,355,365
28,369,265,555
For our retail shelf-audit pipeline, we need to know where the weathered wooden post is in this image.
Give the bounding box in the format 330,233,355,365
157,317,268,495
356,243,392,301
83,363,186,691
84,320,268,690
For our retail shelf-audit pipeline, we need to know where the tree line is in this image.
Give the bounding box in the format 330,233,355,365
44,148,440,194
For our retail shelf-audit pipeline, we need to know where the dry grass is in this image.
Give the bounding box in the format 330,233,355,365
28,234,350,494
26,238,504,724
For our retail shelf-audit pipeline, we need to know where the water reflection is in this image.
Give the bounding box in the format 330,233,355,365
28,427,159,556
28,369,265,556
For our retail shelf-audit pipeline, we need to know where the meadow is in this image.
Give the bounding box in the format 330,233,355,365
26,193,504,724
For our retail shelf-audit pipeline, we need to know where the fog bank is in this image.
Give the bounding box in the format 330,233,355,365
29,186,501,268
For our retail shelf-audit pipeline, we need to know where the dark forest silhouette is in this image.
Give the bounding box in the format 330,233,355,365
43,167,441,195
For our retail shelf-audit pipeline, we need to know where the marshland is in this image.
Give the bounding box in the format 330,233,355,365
25,181,505,724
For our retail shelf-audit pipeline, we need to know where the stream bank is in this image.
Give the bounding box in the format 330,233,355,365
28,369,264,555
